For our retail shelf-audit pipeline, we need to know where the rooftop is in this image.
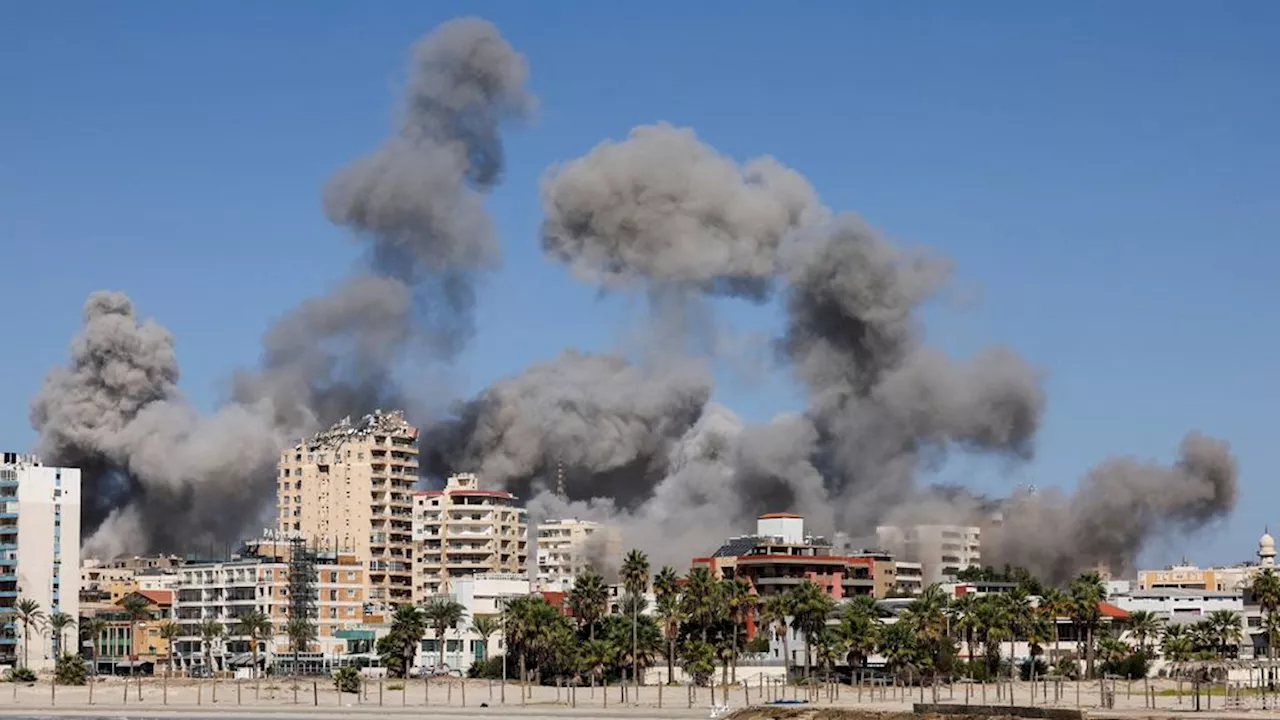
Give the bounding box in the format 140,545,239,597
294,409,417,451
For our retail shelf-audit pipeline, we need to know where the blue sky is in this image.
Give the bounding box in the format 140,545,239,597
2,1,1277,568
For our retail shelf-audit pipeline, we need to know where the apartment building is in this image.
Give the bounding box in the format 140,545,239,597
171,539,365,671
277,410,419,609
875,524,981,585
535,518,622,589
89,589,174,673
1,453,81,671
412,473,528,601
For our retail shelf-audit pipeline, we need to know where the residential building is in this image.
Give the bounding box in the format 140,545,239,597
875,524,981,585
1110,587,1244,622
412,473,528,601
88,589,174,673
277,410,419,610
1,453,81,671
171,538,365,672
893,561,924,595
535,518,622,589
693,512,876,640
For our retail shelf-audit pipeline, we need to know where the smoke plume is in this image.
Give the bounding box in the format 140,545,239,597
32,17,533,555
31,17,1240,579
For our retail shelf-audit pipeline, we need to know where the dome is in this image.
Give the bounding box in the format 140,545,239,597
1260,528,1276,561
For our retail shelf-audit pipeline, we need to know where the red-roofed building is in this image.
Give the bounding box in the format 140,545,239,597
413,473,528,601
693,513,876,639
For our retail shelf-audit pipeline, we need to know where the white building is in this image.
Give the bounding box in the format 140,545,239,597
535,518,621,589
422,573,530,672
875,524,981,585
1110,587,1243,621
1,453,81,671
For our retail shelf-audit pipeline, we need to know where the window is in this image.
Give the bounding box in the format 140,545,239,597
329,589,337,601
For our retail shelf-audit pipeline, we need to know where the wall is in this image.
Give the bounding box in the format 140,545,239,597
15,464,81,671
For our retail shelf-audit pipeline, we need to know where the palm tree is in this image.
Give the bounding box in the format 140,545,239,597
999,589,1033,683
503,595,559,691
236,609,273,679
80,615,108,671
1069,572,1105,678
568,571,608,641
950,593,980,669
620,549,650,689
385,605,426,677
157,621,181,677
878,620,919,674
470,615,500,666
1125,610,1162,653
47,612,75,658
1208,609,1243,658
422,596,466,670
285,615,316,674
15,598,44,669
788,581,835,687
653,565,682,683
761,593,793,676
1039,587,1068,669
1252,568,1280,661
199,619,225,675
681,567,720,642
839,596,881,669
121,594,151,688
1097,635,1130,667
723,578,755,682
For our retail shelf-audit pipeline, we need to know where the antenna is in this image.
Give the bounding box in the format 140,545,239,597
556,460,567,501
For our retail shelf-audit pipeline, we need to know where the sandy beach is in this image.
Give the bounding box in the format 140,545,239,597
2,675,1278,719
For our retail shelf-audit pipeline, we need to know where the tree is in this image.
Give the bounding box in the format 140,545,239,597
620,548,650,688
950,593,980,670
378,605,426,678
470,615,500,666
1038,587,1068,669
761,593,793,675
199,619,225,675
568,571,608,641
1208,609,1243,658
879,620,919,674
157,621,182,677
80,615,108,671
1251,568,1280,661
47,612,75,659
236,609,273,679
1125,610,1162,653
788,581,835,686
722,578,755,682
286,615,316,674
121,593,150,687
1069,572,1105,677
839,596,882,669
15,598,44,670
999,589,1033,684
681,567,720,642
422,596,466,670
653,565,682,683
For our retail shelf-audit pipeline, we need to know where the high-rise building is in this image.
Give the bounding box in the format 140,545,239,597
535,518,622,590
1,453,81,671
412,473,527,601
875,524,982,585
276,410,418,609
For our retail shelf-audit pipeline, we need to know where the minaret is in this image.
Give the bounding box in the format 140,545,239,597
1260,526,1276,567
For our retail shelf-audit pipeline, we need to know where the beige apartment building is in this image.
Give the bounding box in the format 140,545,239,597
535,518,622,589
277,410,418,609
412,473,528,601
876,524,982,585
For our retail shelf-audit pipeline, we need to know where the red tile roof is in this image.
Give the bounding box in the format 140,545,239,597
121,590,173,606
1098,601,1129,619
758,512,802,519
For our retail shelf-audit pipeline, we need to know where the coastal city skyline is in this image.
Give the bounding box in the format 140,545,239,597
2,4,1279,712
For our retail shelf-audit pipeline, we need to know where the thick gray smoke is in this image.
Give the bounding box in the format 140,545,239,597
426,122,1238,579
32,18,532,556
984,432,1238,584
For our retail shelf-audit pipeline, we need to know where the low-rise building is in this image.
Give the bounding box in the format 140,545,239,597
87,589,174,673
893,561,924,595
412,473,527,601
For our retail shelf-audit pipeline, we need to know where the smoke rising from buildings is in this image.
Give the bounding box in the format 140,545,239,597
31,16,1239,577
32,18,533,555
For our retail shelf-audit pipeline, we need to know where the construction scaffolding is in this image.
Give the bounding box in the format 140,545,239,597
288,537,318,626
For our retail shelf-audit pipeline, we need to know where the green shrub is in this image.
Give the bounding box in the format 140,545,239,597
4,666,37,683
55,654,86,685
386,681,404,691
334,665,361,694
467,655,507,679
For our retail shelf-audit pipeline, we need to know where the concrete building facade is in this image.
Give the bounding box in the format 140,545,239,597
875,524,981,585
412,473,528,601
535,518,621,589
277,410,419,609
1,453,81,671
171,541,365,671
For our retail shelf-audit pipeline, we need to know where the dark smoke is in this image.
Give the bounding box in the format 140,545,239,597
32,18,533,556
